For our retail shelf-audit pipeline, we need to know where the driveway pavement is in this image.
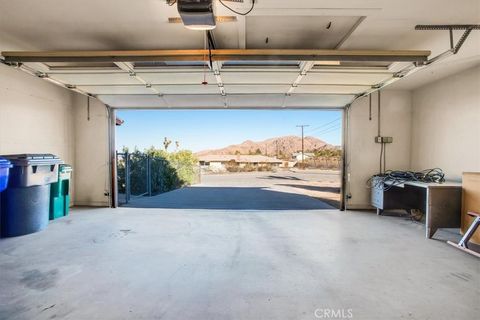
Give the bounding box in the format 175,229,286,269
123,170,340,210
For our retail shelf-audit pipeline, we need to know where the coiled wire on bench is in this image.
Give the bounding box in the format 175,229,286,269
367,168,446,191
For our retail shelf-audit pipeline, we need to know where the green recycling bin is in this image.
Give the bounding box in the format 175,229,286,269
50,164,72,220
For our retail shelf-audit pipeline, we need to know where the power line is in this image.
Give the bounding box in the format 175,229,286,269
309,122,341,135
313,123,342,135
307,117,341,132
314,125,342,136
315,125,342,137
306,117,341,133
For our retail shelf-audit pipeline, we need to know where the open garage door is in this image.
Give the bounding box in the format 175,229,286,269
114,109,344,210
3,48,429,110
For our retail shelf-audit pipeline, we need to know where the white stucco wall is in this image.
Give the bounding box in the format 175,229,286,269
411,66,480,180
0,63,76,203
346,90,413,209
346,67,480,210
73,94,111,206
0,63,111,207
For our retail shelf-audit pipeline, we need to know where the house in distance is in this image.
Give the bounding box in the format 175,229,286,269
198,155,283,173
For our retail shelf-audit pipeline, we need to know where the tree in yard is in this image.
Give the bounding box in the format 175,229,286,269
163,137,172,151
312,147,342,169
175,141,180,151
254,148,262,155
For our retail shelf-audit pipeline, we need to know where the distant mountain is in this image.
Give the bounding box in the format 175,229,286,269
196,136,337,158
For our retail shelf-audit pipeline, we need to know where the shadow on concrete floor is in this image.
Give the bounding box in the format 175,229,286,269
121,186,334,210
257,175,304,181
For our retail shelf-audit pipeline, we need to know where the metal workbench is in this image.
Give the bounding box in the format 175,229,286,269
371,178,462,239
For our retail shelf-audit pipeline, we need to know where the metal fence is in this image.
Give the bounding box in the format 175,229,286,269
116,152,201,205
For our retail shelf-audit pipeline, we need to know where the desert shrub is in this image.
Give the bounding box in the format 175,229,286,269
118,147,199,196
296,162,308,170
168,150,200,186
258,164,273,172
243,164,256,172
225,160,240,172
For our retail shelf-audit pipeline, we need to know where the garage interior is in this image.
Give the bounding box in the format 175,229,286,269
0,1,479,319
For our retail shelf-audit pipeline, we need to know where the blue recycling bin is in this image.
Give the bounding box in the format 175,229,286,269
0,154,63,237
0,158,12,193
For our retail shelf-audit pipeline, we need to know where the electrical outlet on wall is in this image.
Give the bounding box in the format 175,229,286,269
375,136,393,143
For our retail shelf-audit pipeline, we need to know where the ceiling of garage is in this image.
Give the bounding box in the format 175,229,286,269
0,0,479,109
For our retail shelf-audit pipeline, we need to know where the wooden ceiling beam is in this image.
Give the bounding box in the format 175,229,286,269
2,49,431,63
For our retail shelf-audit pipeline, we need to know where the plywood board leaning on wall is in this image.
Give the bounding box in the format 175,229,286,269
462,172,480,245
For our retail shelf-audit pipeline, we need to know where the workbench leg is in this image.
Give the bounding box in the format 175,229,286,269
377,208,383,216
426,227,437,239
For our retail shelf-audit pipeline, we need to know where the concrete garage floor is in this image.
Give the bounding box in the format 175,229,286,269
0,207,479,320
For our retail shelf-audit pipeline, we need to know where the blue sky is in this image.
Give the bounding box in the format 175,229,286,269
116,110,342,152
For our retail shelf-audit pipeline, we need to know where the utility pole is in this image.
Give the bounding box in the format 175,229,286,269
296,125,309,168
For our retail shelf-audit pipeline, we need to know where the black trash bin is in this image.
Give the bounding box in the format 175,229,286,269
0,154,63,237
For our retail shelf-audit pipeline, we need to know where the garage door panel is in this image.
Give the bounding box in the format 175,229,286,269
226,94,286,107
153,85,220,95
221,72,297,84
97,93,354,108
295,85,370,94
163,95,225,108
97,95,167,108
49,73,141,86
137,72,216,84
78,85,154,95
303,72,393,85
286,94,355,107
225,85,290,94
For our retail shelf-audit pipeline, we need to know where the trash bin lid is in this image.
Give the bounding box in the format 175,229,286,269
0,157,12,169
59,164,73,173
1,154,63,167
